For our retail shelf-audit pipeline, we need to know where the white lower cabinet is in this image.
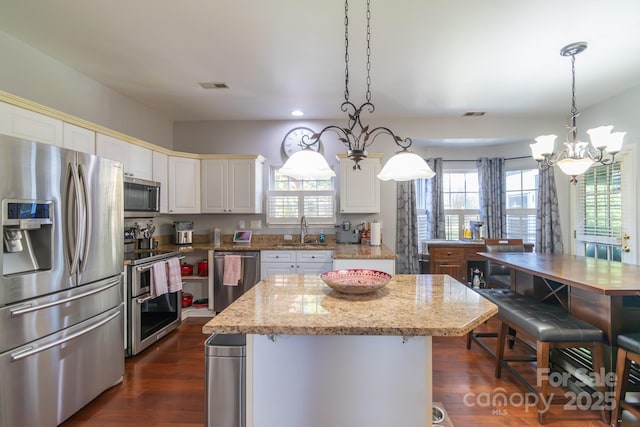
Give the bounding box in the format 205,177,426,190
261,250,333,280
333,258,395,275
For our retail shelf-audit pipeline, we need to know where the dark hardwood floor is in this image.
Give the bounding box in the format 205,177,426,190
62,318,640,427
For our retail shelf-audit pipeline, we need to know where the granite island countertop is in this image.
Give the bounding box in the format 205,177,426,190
202,274,497,337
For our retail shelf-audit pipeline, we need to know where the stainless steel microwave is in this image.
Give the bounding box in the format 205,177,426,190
123,177,160,217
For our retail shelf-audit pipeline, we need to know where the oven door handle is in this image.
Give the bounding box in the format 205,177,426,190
136,294,157,304
9,278,121,317
136,256,186,273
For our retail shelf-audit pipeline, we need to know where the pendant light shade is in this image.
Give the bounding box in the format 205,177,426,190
556,157,594,178
377,151,435,181
279,149,336,179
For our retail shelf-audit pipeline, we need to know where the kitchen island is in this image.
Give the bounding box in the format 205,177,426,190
203,274,497,427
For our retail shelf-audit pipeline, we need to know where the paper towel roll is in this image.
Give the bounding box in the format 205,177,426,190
370,222,381,246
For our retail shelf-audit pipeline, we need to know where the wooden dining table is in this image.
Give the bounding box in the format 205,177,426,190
477,252,640,369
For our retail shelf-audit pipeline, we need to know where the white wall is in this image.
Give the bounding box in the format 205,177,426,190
174,115,567,248
0,30,174,149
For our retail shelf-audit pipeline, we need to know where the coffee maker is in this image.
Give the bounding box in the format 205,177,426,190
173,221,194,245
469,220,484,240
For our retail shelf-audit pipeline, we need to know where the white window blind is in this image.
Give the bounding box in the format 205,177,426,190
575,162,623,261
267,169,335,225
505,169,538,243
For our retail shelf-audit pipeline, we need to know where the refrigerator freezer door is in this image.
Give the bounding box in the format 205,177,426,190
75,151,123,286
0,275,122,354
0,305,124,427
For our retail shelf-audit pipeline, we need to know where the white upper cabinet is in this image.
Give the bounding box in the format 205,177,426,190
338,154,381,213
0,101,63,146
63,123,95,154
168,156,201,214
201,156,264,214
96,133,153,180
152,151,169,214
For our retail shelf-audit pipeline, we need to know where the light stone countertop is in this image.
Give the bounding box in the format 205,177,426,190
158,241,396,259
202,274,498,337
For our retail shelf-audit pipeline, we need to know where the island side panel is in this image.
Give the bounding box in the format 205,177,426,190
249,334,430,427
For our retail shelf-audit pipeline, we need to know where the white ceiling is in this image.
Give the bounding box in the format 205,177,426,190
1,0,640,123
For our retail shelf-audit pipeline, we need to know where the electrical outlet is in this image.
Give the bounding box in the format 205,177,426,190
239,220,246,229
284,234,293,241
250,220,262,229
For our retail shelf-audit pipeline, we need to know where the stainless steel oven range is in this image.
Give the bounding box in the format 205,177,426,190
125,251,183,356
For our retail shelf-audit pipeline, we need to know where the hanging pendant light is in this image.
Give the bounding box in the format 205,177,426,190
530,42,625,183
279,0,434,181
278,149,336,179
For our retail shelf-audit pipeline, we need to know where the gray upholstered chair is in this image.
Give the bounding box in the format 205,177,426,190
484,239,524,289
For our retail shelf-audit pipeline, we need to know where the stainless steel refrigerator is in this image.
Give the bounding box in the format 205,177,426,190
0,135,124,427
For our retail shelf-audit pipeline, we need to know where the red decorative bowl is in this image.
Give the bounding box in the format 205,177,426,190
320,269,392,294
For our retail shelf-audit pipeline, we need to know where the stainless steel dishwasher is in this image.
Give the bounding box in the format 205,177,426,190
213,251,260,312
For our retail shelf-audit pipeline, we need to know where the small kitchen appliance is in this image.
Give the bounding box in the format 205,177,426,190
174,221,194,245
469,220,484,240
335,221,361,244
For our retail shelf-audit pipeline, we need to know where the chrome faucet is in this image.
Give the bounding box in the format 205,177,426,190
300,216,308,244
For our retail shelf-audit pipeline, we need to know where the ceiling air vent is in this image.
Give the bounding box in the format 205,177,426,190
199,82,230,89
463,111,486,117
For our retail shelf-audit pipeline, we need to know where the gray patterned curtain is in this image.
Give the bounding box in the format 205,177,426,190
425,158,446,240
396,180,419,274
476,157,506,238
536,166,564,253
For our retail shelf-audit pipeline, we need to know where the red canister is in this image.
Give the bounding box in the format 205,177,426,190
197,260,209,277
181,292,193,308
180,263,193,276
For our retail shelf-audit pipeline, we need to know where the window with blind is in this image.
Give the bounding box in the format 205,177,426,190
505,169,538,243
575,162,623,261
416,171,480,241
267,168,336,225
416,168,539,243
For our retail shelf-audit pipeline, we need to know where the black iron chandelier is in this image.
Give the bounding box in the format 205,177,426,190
279,0,434,181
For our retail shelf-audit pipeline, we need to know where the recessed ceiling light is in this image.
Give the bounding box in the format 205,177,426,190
198,82,230,89
463,111,486,117
291,110,304,117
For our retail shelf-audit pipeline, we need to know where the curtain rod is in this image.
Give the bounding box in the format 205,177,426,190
440,155,531,162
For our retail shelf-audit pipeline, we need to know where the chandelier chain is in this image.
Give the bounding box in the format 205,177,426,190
344,0,350,103
366,0,372,103
569,53,579,142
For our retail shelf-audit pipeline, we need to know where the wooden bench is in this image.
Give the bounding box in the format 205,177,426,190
476,288,607,425
612,333,640,426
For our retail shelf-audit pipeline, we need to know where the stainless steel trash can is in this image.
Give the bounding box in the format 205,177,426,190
205,334,246,427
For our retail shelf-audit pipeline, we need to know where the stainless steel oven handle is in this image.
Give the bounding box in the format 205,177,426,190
136,294,156,304
10,310,121,362
137,263,158,273
9,279,121,317
136,256,185,273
